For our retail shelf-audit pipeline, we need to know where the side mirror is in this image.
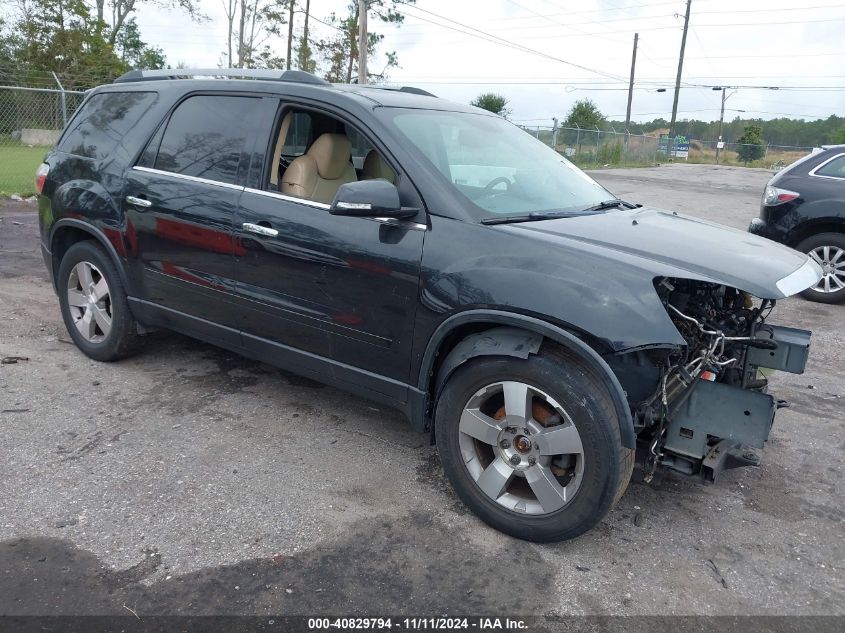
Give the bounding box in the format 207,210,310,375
330,179,417,219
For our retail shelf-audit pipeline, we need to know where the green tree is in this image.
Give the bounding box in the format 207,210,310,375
313,1,414,83
736,124,765,165
0,0,192,86
114,18,166,69
11,0,125,86
470,93,511,118
222,0,289,69
564,99,605,129
92,1,205,46
832,126,845,145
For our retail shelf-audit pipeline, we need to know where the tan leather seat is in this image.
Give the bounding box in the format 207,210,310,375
362,150,396,184
281,133,357,204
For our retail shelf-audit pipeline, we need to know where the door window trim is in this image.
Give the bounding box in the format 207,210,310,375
809,152,845,180
132,165,245,191
243,186,330,209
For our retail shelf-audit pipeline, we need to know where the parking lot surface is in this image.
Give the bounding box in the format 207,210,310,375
1,163,842,616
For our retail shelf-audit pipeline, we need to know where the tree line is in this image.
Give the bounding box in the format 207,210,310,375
470,94,845,149
0,0,414,90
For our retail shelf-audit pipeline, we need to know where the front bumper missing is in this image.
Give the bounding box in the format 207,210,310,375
659,325,812,481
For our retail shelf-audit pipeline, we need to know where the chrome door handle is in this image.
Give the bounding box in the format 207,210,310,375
242,222,279,237
126,195,151,208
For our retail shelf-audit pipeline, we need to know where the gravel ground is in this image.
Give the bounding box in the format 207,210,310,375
0,163,842,617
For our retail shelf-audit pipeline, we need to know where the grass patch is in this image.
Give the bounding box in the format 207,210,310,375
0,139,49,196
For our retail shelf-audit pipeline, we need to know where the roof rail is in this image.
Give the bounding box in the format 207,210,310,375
351,84,437,98
397,86,437,97
114,68,330,86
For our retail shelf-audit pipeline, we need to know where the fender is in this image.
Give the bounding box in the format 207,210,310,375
49,218,134,297
419,310,636,449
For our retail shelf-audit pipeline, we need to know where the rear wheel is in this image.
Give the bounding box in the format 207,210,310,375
435,347,632,542
797,233,845,304
57,241,142,361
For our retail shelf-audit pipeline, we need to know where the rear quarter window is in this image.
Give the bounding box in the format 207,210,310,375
813,154,845,179
58,91,157,159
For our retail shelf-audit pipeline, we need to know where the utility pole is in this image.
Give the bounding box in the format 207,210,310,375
668,0,692,145
357,0,368,84
286,0,296,70
715,87,726,164
624,33,638,132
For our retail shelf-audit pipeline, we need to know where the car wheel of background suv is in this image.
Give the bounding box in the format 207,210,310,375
435,346,634,542
796,232,845,304
57,240,142,361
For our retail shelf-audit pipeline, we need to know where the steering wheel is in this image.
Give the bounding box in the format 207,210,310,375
483,176,512,194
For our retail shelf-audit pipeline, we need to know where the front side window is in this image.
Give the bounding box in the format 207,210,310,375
154,95,262,185
814,154,845,179
58,91,157,159
382,109,612,219
268,106,396,200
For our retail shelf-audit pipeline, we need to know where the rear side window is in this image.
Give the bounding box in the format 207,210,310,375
153,95,262,185
814,154,845,179
58,91,157,159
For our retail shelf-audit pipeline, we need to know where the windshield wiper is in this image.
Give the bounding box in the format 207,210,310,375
480,199,639,225
582,198,638,212
481,211,578,225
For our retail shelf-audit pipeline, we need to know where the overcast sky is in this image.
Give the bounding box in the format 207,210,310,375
134,0,845,127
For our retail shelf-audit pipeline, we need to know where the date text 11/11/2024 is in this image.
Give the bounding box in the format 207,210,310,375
306,617,530,630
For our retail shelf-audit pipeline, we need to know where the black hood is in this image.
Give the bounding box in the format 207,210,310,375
503,207,820,299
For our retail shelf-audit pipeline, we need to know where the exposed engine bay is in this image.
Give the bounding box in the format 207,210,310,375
609,277,811,482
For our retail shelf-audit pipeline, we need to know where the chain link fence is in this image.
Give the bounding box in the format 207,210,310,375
683,138,815,170
1,85,87,195
522,124,815,171
521,125,660,168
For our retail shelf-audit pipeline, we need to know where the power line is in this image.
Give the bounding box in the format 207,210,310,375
466,0,697,24
396,4,845,34
398,15,845,41
694,3,845,15
502,0,630,45
392,1,627,81
390,78,845,91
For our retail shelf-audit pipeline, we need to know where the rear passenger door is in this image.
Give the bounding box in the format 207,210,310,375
123,94,265,342
233,101,426,396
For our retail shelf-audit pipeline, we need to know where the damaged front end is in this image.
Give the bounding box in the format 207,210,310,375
621,278,812,483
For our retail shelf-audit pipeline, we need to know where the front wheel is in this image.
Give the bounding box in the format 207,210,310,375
435,348,633,542
797,232,845,304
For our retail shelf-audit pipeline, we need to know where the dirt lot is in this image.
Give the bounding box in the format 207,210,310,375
0,163,843,618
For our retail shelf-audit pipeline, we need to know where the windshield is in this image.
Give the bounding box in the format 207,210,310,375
382,109,613,219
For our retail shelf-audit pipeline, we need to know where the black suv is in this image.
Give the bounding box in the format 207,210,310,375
37,69,821,542
749,145,845,303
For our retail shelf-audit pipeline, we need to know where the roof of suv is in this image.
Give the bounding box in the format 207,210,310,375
105,68,481,114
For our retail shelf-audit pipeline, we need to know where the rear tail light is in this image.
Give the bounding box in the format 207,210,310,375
763,185,799,206
35,163,49,194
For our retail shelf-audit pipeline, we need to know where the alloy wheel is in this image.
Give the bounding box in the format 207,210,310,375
66,261,112,343
808,246,845,294
458,381,585,515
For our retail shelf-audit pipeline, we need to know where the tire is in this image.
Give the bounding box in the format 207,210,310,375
57,240,142,361
796,232,845,304
435,345,633,542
